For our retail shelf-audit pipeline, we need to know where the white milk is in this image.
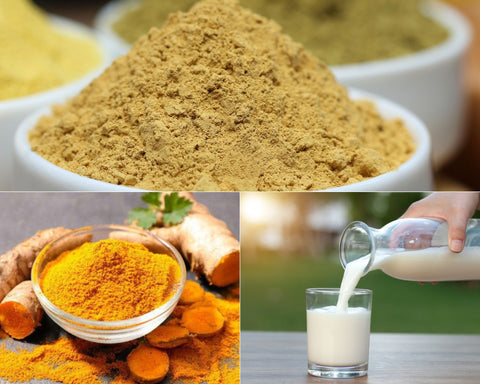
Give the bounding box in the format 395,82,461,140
338,246,480,311
375,246,480,281
337,255,370,311
307,306,371,366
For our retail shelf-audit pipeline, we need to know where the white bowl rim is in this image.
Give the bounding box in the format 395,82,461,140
15,108,144,191
15,87,431,191
332,0,472,79
94,0,138,51
31,224,187,328
326,88,432,191
0,15,108,113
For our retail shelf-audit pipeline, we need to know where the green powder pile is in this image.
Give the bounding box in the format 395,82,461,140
30,0,414,191
113,0,449,65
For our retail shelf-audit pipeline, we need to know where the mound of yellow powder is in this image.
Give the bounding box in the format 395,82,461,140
30,0,415,191
40,239,181,321
0,0,102,101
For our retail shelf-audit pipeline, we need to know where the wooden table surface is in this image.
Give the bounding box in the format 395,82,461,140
241,331,480,384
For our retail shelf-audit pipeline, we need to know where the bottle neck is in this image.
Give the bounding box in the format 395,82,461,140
339,221,377,276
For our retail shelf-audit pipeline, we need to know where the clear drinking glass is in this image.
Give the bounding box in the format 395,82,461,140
306,288,372,378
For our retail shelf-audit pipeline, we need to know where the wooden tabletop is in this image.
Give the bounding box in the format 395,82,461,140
241,331,480,384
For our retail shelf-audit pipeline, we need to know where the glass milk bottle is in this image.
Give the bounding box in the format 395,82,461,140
339,218,480,281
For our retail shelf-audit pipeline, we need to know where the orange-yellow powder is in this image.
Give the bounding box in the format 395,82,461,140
0,337,137,384
0,291,239,384
40,239,181,321
169,291,240,383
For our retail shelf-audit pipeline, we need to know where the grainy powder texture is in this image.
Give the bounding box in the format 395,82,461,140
30,0,415,191
40,239,181,321
0,0,102,100
114,0,448,65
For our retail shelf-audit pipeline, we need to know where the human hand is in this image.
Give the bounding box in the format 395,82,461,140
401,192,480,253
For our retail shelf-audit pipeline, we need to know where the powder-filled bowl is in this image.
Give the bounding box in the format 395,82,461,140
0,15,110,191
96,0,468,169
31,225,187,344
13,87,432,191
332,0,471,168
326,89,432,191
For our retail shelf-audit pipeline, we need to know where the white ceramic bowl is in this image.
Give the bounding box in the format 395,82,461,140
332,0,472,168
13,88,432,191
94,0,139,58
0,16,110,190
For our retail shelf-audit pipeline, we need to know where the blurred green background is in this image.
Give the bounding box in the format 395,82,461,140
241,192,480,333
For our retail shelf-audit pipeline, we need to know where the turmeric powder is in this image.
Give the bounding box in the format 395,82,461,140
0,336,137,384
168,290,240,383
0,284,239,384
40,239,182,321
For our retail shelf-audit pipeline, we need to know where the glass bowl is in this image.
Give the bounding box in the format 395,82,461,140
31,224,186,344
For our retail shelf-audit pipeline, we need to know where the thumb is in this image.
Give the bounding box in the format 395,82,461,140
447,216,468,253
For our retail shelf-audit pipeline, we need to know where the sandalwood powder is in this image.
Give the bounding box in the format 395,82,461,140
30,0,415,191
40,239,181,321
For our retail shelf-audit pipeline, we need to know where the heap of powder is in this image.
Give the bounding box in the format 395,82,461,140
0,290,239,384
40,239,181,321
0,0,102,101
113,0,448,65
30,0,415,191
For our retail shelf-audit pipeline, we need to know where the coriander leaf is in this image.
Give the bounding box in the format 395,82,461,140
127,207,158,229
163,193,193,225
141,192,162,207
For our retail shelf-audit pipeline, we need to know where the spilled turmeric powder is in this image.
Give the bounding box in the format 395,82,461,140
0,285,239,384
40,239,182,321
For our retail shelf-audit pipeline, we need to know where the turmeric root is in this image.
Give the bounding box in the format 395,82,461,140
0,227,71,301
146,324,190,348
179,280,205,305
151,193,239,287
0,281,43,339
127,343,170,384
181,305,225,337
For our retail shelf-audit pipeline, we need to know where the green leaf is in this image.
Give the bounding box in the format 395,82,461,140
127,207,158,229
163,193,193,225
141,192,162,207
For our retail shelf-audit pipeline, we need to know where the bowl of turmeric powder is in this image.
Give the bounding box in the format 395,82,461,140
0,0,110,190
31,225,187,343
